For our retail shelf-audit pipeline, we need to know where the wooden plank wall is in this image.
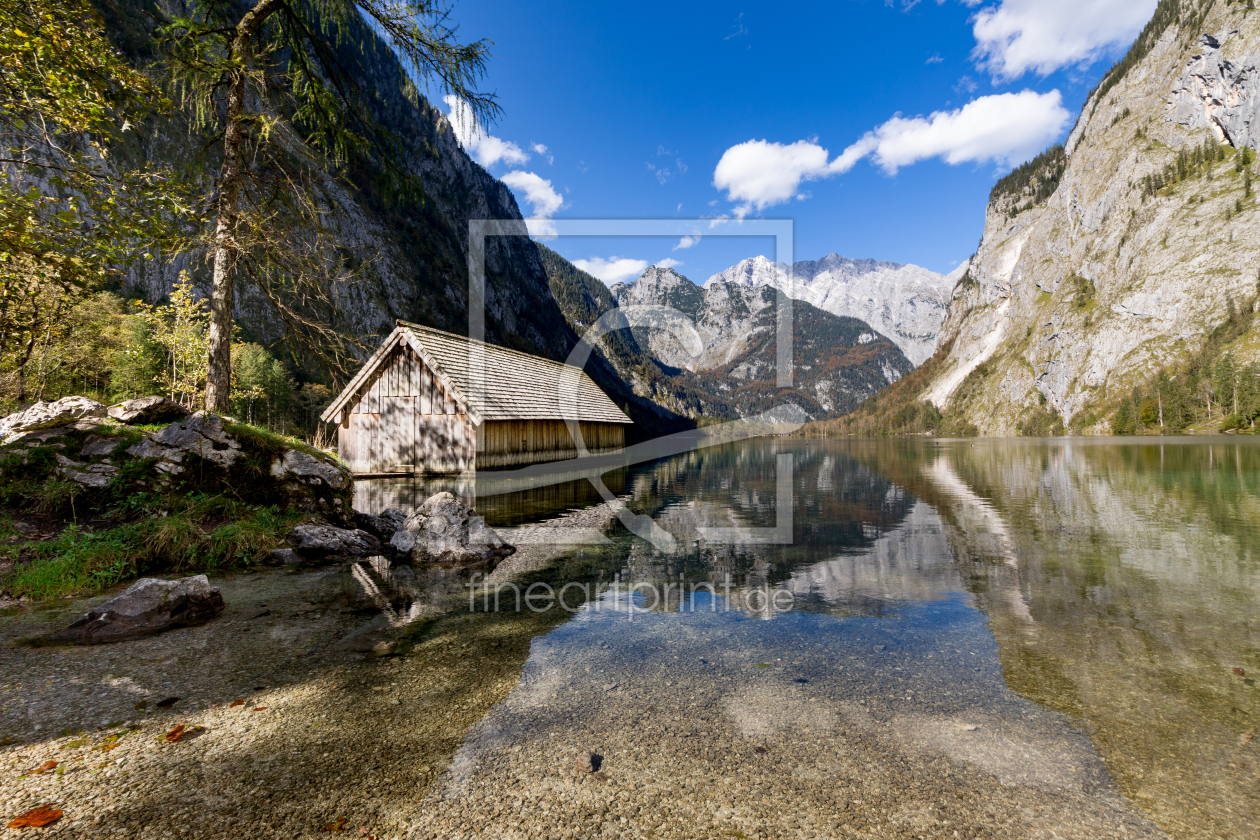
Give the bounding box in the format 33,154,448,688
475,420,625,469
339,344,475,474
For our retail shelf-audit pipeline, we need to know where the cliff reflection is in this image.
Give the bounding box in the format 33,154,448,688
853,438,1260,840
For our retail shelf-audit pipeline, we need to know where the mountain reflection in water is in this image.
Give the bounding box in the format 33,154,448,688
355,438,1258,840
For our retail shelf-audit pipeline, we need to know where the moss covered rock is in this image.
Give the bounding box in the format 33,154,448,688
0,405,353,600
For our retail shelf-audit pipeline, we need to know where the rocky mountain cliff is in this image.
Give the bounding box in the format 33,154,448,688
708,254,954,365
927,0,1260,434
96,0,688,442
109,0,566,363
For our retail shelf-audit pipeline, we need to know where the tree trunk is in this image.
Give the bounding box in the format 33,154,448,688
204,0,286,413
205,67,246,414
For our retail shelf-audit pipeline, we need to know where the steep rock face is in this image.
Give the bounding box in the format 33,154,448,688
103,0,578,371
929,2,1260,434
708,254,953,365
1169,31,1260,144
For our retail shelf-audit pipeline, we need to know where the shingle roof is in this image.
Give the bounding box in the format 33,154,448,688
321,323,632,425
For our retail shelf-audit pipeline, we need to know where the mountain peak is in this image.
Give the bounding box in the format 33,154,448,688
704,253,952,365
637,264,692,285
611,264,704,318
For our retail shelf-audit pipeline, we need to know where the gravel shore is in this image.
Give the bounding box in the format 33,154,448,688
0,548,1168,840
0,567,565,839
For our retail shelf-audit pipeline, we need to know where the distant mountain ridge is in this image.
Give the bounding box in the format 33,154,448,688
578,262,914,419
707,254,954,365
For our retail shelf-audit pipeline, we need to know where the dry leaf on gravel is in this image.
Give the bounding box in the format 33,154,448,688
320,817,348,831
229,699,245,708
8,805,63,828
165,725,186,743
253,707,267,712
30,761,57,774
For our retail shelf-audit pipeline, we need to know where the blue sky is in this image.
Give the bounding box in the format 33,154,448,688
436,0,1157,285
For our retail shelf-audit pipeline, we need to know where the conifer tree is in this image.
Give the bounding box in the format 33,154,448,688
160,0,498,412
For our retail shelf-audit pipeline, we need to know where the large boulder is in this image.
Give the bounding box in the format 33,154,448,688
289,524,381,560
353,508,407,542
389,492,514,572
107,396,189,425
0,397,106,442
270,449,350,491
125,411,244,472
39,575,224,645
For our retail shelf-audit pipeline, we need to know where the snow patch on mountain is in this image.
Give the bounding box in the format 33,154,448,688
705,254,954,365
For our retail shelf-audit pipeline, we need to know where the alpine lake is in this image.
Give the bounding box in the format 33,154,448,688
342,437,1260,840
3,437,1258,840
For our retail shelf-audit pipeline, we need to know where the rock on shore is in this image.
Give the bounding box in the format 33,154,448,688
0,396,354,518
389,492,515,572
39,575,225,645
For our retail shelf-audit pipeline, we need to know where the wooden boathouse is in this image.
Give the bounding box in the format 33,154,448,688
320,322,632,475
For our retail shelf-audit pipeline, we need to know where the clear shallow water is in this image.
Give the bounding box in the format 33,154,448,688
357,439,1260,840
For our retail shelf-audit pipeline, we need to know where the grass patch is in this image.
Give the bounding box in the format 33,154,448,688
0,416,349,600
1,497,303,600
223,420,326,461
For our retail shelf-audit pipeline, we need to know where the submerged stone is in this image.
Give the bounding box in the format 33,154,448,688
289,524,380,559
40,575,224,645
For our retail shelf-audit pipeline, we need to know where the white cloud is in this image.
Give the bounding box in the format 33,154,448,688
646,162,673,184
500,171,564,217
443,95,530,167
970,0,1157,80
524,219,558,238
571,257,650,286
713,90,1069,211
837,90,1071,174
674,235,700,250
955,75,979,94
656,258,683,269
530,143,554,164
712,139,836,216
